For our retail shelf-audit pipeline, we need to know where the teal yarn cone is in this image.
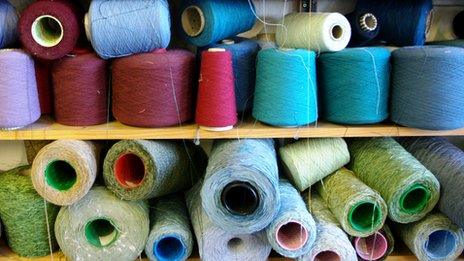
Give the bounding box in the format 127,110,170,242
318,47,391,124
265,180,317,258
279,138,350,191
145,195,193,261
348,138,440,223
253,48,318,127
103,140,206,200
55,187,150,260
0,166,59,257
317,168,388,237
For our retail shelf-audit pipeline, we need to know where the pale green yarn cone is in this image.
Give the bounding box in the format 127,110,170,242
348,138,440,223
0,165,59,257
317,168,387,237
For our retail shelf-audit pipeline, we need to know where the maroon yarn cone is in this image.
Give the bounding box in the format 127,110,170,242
112,49,195,127
35,59,53,114
52,48,109,126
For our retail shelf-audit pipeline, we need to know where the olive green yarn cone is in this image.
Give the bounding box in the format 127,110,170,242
348,138,440,223
317,168,388,237
0,166,59,257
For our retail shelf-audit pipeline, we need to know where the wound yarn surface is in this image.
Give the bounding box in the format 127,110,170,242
253,48,317,127
0,0,18,48
349,138,440,223
318,47,390,124
279,138,350,191
34,59,53,114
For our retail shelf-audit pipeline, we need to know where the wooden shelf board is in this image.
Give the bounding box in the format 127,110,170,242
1,117,463,140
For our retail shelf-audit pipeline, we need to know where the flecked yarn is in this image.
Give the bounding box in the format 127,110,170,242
104,140,206,201
279,138,350,191
399,137,464,229
265,180,317,258
348,138,440,223
0,166,59,257
317,168,388,237
55,187,150,261
201,139,280,233
394,212,464,261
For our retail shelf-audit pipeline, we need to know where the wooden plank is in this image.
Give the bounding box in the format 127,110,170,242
0,117,463,140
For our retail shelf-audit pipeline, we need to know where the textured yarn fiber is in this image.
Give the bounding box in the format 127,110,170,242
356,0,433,46
453,11,464,39
279,138,350,191
187,182,271,261
265,180,316,258
0,166,59,257
113,49,195,128
299,193,357,261
394,212,464,261
0,49,40,129
253,48,317,127
201,139,279,233
24,140,51,164
52,49,108,126
55,187,150,261
317,168,388,237
353,225,395,261
391,46,464,130
349,138,440,223
104,140,206,201
346,10,379,47
399,137,464,229
276,12,351,52
0,0,18,48
318,47,390,124
34,59,53,114
180,0,255,47
87,0,170,59
19,0,81,60
145,195,193,261
31,140,99,206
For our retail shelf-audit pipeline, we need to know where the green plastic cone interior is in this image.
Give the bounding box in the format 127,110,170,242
85,218,118,248
45,160,77,191
348,201,382,232
400,184,431,214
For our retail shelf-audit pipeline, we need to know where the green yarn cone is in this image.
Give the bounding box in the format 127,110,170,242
0,166,59,257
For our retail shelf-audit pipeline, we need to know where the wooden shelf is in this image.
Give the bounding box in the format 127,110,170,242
1,117,464,140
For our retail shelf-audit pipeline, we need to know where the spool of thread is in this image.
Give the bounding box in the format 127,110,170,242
207,38,260,113
318,47,390,124
356,0,433,46
346,11,379,47
317,168,388,237
394,212,464,261
0,49,40,130
201,139,279,233
275,12,351,52
19,0,81,60
0,166,59,257
52,49,108,126
353,225,394,261
399,137,464,229
86,0,170,59
0,0,18,48
265,180,316,258
104,140,206,200
453,11,464,39
299,193,357,261
391,46,464,130
112,49,195,128
348,138,440,223
279,138,350,191
31,140,99,206
196,48,237,131
35,59,53,114
55,187,150,260
187,182,271,261
24,140,51,164
253,48,317,127
145,195,193,261
180,0,256,47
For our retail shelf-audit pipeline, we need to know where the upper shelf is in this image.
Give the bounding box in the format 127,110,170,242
0,117,463,140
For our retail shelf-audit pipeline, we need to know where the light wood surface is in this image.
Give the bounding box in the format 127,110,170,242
1,117,464,140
